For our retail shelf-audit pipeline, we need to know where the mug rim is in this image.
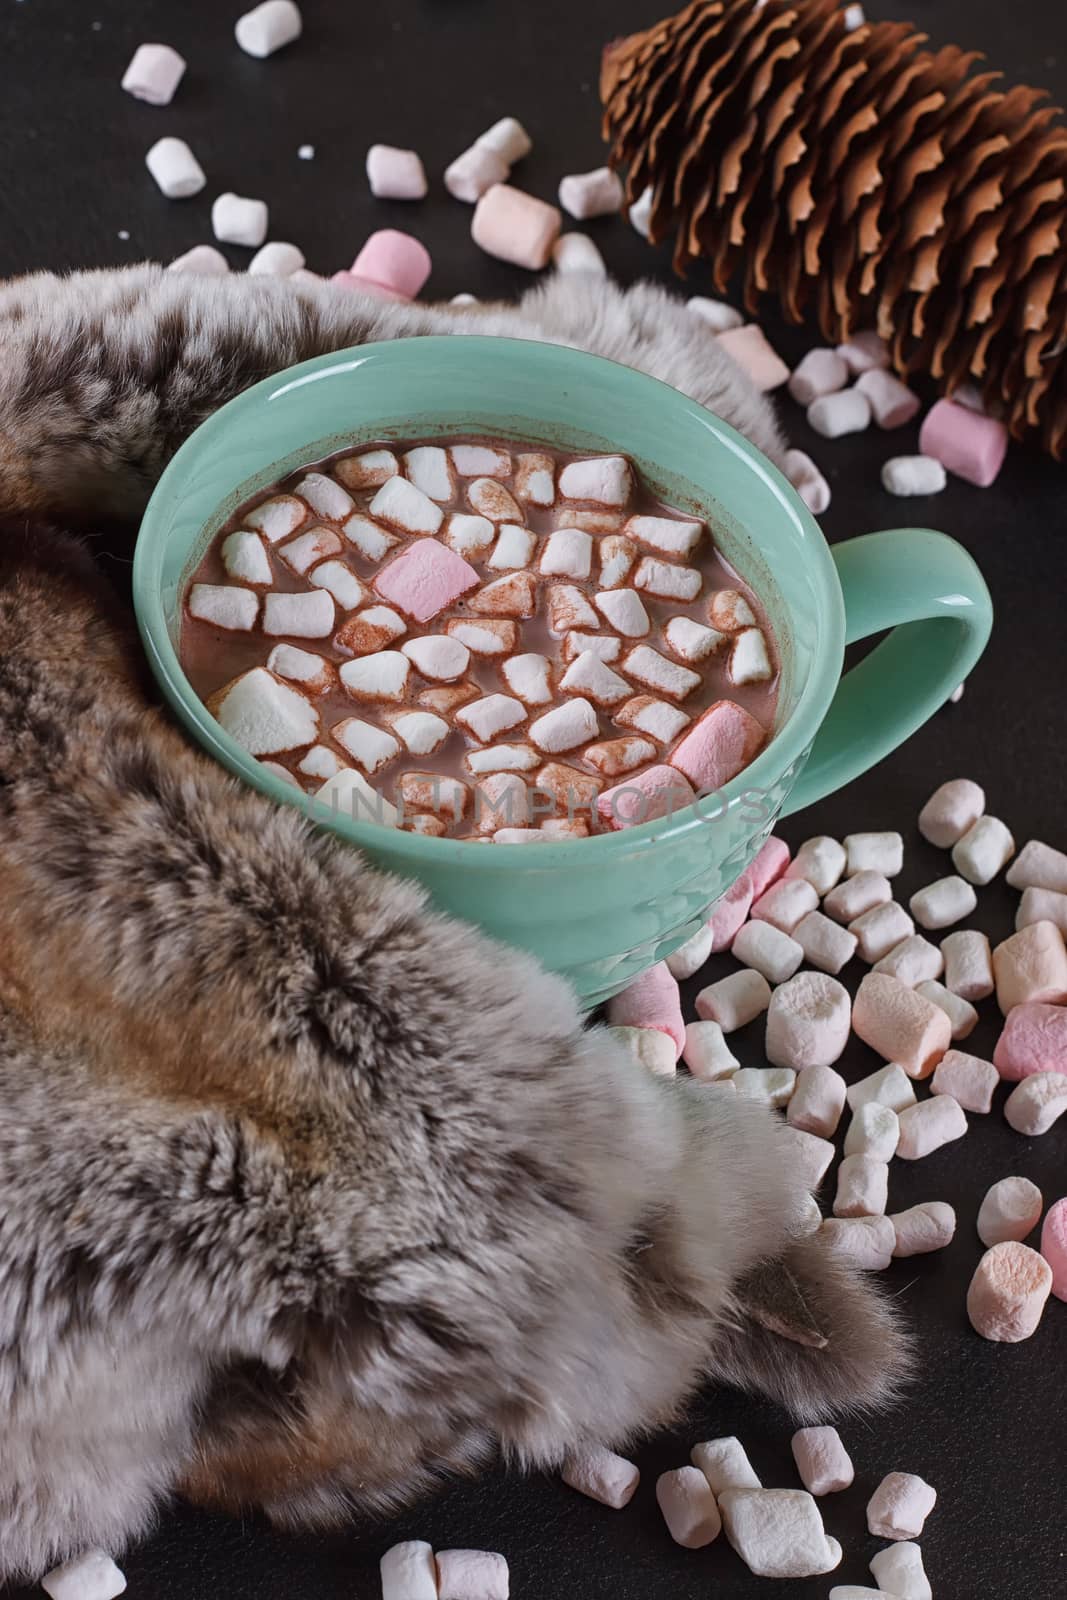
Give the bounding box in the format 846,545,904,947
133,334,845,866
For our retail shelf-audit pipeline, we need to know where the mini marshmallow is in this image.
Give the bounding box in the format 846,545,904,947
338,651,410,702
896,1095,968,1159
501,653,553,704
1017,886,1067,936
787,1064,846,1137
765,972,851,1070
867,1474,937,1540
920,398,1008,487
781,1125,836,1189
794,912,857,975
210,667,318,755
212,192,269,248
808,389,871,437
994,1001,1067,1081
844,1102,900,1161
843,0,867,26
534,762,601,816
468,479,522,522
882,455,947,496
457,694,526,744
606,962,684,1056
823,870,892,924
380,1541,437,1600
41,1551,127,1600
403,447,453,502
398,771,468,822
168,244,229,274
656,1466,722,1548
851,973,952,1078
598,535,637,588
221,529,272,585
1004,1071,1067,1136
446,618,515,656
435,1550,508,1600
342,514,398,562
783,448,831,514
616,695,689,744
469,572,536,618
376,538,479,622
366,144,428,200
732,920,804,984
547,585,598,633
528,697,599,753
145,137,205,199
968,1242,1052,1342
789,349,849,405
836,331,890,373
791,1427,854,1495
707,875,755,951
466,745,538,775
918,778,986,847
624,645,701,701
607,1025,676,1078
857,368,921,429
786,836,847,895
552,232,607,275
351,230,432,298
716,324,791,391
916,979,978,1040
686,295,744,331
235,0,302,56
708,588,756,631
627,514,704,559
335,605,406,654
279,525,343,575
828,1590,890,1600
682,1019,739,1081
845,831,904,876
474,772,532,832
911,876,978,932
476,115,532,164
628,185,653,237
834,1153,889,1217
488,524,537,570
387,711,449,756
333,718,400,774
298,744,343,780
562,1446,640,1509
846,1063,917,1115
540,527,593,579
873,934,944,988
941,928,994,1000
450,444,511,478
729,628,773,685
249,240,305,276
472,184,561,270
850,901,914,962
993,920,1067,1012
821,1215,896,1271
559,456,633,506
444,513,495,559
1006,838,1067,894
445,143,509,202
719,1489,842,1578
1040,1198,1067,1301
869,1542,932,1600
633,557,702,603
401,634,470,681
595,589,651,638
559,166,624,219
691,1437,761,1494
266,644,334,694
930,1047,998,1112
734,1066,796,1106
122,42,185,104
952,815,1015,885
751,878,819,934
188,583,259,631
890,1201,957,1257
695,969,771,1032
587,737,656,776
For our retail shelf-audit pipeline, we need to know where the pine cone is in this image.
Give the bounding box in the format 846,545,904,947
601,0,1067,459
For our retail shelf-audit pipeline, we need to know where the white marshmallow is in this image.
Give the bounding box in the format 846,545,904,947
686,295,744,331
402,634,470,681
633,556,702,602
719,1489,842,1579
145,137,205,198
783,448,831,515
468,478,522,521
212,667,318,755
837,331,890,373
402,446,453,502
594,588,651,638
211,192,269,248
244,495,306,542
977,1176,1044,1246
846,1063,917,1115
488,524,536,570
41,1551,127,1600
558,455,632,506
293,472,353,519
691,1437,761,1494
476,115,532,164
564,631,621,663
664,616,724,660
657,1467,722,1548
858,369,921,429
266,644,330,689
791,1427,854,1496
870,1542,932,1600
867,1473,937,1541
627,513,704,558
436,1550,509,1600
447,621,511,655
309,560,364,610
370,475,443,534
751,878,819,934
952,815,1015,885
909,875,977,929
338,651,410,701
941,928,994,1000
872,934,944,987
849,901,914,962
787,1064,846,1137
337,448,399,489
298,744,343,780
333,717,400,774
821,1215,895,1271
822,870,892,923
628,185,653,238
845,831,904,876
808,389,871,437
1004,1072,1067,1136
917,777,985,847
623,644,701,699
389,712,450,755
708,589,756,631
220,529,271,585
456,694,526,743
882,455,947,496
665,923,714,980
682,1019,739,1081
188,583,258,631
248,240,305,276
607,1026,676,1078
765,971,851,1069
843,1102,900,1161
168,244,229,274
502,653,553,704
789,349,849,405
780,1125,835,1190
121,43,185,104
695,969,772,1032
786,836,847,894
598,535,637,588
552,232,607,275
515,453,556,505
343,514,398,561
890,1201,957,1258
445,513,495,558
466,744,539,775
1006,838,1067,893
915,979,979,1040
562,1446,639,1509
315,768,398,828
445,144,509,202
528,697,598,753
843,1,867,27
616,696,690,744
559,651,631,707
833,1153,889,1217
734,1066,796,1106
731,920,804,984
729,627,773,684
263,589,334,637
451,445,511,477
366,144,428,200
793,911,858,975
492,827,544,844
540,527,593,578
235,1,303,57
1016,885,1067,935
559,166,624,219
380,1541,437,1600
279,526,343,575
896,1095,968,1159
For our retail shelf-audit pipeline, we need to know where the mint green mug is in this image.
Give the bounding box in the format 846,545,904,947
133,336,992,1005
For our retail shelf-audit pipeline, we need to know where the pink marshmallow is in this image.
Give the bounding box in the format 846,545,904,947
967,1242,1053,1342
715,324,790,391
606,962,684,1057
597,764,695,830
706,872,754,951
919,398,1009,488
668,699,766,790
374,538,479,623
330,268,406,302
994,1002,1067,1081
852,973,952,1079
1040,1198,1067,1301
349,230,432,299
747,835,791,898
471,183,562,270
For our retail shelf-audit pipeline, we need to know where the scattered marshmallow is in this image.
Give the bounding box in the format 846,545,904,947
994,1000,1067,1080
366,144,428,200
695,969,772,1032
210,667,318,755
851,973,951,1079
476,116,532,165
468,478,522,521
445,144,509,203
375,537,480,623
298,744,343,780
691,1437,761,1494
783,448,831,514
941,928,994,1000
122,43,185,104
249,240,305,276
456,694,526,744
867,1473,937,1540
765,972,851,1070
1004,1071,1067,1136
351,230,432,298
552,233,607,275
869,1542,932,1600
843,1102,900,1161
808,389,871,437
235,1,302,57
607,1025,676,1078
918,778,986,847
967,1241,1053,1342
558,166,624,219
472,183,561,269
168,244,229,274
562,1447,640,1509
910,874,979,933
606,962,684,1057
836,331,890,373
978,1177,1044,1247
822,870,892,924
716,325,791,391
993,920,1067,1012
397,771,468,823
920,398,1009,488
41,1551,127,1600
211,192,269,248
686,296,744,332
402,447,453,503
558,455,632,507
751,878,819,934
872,934,944,988
845,831,903,876
447,619,515,655
388,711,450,756
849,901,914,962
857,369,921,429
707,875,756,951
890,1202,956,1257
846,1063,917,1115
781,1125,836,1189
834,1153,889,1217
733,1066,796,1106
435,1550,509,1600
1006,838,1067,894
788,349,849,405
1016,885,1067,936
843,1,867,26
514,453,556,506
380,1541,437,1600
656,1467,722,1548
466,744,538,775
821,1215,896,1270
794,911,857,975
616,695,689,744
882,455,948,497
787,1064,846,1137
682,1019,739,1081
896,1096,967,1160
719,1489,842,1578
786,836,847,895
188,582,258,631
930,1048,998,1112
342,514,398,561
732,920,804,984
916,979,978,1040
1040,1199,1067,1301
335,604,406,654
952,815,1015,885
145,137,205,199
791,1428,854,1496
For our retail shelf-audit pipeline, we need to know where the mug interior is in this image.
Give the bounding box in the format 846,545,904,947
134,336,843,866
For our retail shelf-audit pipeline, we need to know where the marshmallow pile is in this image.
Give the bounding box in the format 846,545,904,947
185,442,779,842
607,780,1067,1341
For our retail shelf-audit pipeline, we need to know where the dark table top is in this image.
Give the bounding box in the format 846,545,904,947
2,1,1066,1597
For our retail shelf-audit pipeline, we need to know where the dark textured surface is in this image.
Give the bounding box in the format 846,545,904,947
2,1,1066,1596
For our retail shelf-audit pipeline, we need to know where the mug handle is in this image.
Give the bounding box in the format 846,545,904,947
780,528,993,817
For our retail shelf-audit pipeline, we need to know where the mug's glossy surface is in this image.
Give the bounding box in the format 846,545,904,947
133,336,992,1004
